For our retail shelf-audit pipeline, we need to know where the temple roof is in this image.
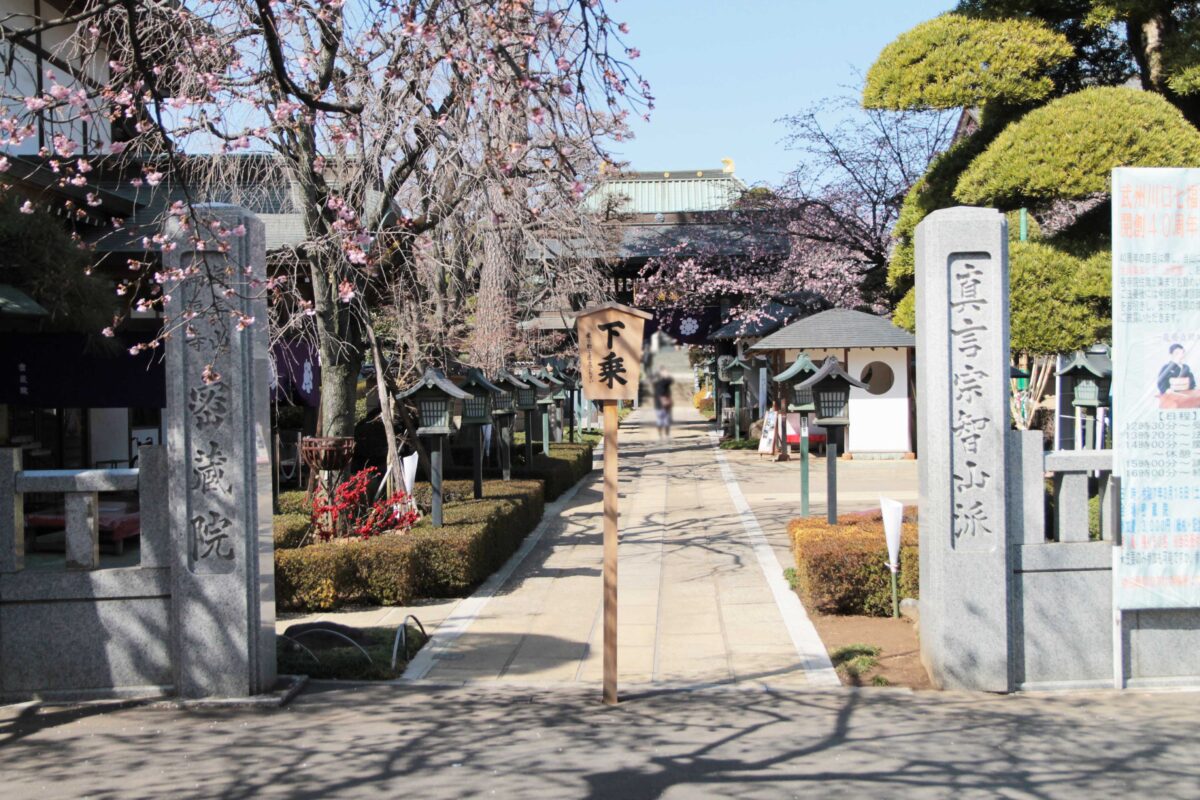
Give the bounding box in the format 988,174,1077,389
751,309,915,351
583,167,748,214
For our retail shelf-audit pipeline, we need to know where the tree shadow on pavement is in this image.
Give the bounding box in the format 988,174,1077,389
1,681,1196,799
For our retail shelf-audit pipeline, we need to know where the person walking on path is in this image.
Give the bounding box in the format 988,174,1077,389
653,366,674,439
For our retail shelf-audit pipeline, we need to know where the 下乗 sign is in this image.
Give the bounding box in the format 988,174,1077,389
573,301,650,706
576,302,652,403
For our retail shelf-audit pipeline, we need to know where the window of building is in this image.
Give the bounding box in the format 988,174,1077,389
860,361,894,395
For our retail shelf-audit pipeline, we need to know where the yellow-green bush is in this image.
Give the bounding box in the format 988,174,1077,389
788,508,919,616
273,513,312,549
277,490,310,515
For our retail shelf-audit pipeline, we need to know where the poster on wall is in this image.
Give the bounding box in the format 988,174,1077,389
1113,167,1200,610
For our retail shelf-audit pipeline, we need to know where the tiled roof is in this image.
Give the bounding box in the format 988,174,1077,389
583,168,748,214
750,308,915,351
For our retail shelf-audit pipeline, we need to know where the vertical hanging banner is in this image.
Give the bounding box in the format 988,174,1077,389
575,301,650,705
1113,168,1200,610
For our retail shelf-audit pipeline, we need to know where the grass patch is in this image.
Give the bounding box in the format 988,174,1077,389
277,624,426,681
719,438,759,450
783,567,799,591
831,643,881,680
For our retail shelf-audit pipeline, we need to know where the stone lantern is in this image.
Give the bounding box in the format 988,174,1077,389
396,368,471,527
555,366,581,443
459,368,502,500
797,356,868,523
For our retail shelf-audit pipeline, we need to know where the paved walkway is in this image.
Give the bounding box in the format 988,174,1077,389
4,682,1198,798
408,403,836,687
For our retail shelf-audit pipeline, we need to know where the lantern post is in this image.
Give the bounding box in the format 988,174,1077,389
396,368,471,527
491,369,529,480
574,301,651,706
514,369,547,467
773,353,819,517
534,366,565,451
796,356,868,524
725,356,751,441
1058,348,1112,450
557,366,581,443
459,368,502,500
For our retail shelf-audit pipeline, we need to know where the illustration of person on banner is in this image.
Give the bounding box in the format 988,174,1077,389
1156,342,1196,396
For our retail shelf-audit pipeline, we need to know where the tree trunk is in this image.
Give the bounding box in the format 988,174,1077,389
310,259,364,439
365,319,402,496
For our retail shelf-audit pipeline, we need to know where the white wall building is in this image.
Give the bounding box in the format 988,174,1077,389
751,308,916,457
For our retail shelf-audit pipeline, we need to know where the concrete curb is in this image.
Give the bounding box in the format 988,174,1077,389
707,431,841,687
401,470,596,681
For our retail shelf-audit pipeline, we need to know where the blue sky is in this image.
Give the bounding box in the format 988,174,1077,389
610,0,953,187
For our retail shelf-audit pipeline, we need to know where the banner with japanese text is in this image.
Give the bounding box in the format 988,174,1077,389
1113,167,1200,609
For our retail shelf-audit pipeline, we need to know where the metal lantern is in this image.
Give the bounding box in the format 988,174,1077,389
459,368,502,425
396,368,471,435
797,356,868,427
535,366,567,402
717,354,734,383
773,353,819,412
517,368,554,406
491,369,528,414
1058,347,1112,408
515,369,547,410
725,356,752,386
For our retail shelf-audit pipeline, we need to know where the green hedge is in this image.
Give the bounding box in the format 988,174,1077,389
788,508,919,616
447,441,594,502
277,490,310,515
516,443,593,501
275,479,544,611
273,513,311,549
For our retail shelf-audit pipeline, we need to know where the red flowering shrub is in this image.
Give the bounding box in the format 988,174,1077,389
311,467,420,542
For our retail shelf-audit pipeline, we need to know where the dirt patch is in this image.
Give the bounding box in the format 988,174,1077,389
810,613,932,690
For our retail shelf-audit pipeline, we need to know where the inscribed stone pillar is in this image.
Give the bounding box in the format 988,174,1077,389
914,207,1012,692
163,205,276,698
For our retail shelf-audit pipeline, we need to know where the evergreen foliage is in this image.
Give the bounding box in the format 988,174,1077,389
1009,240,1110,354
0,195,112,331
871,1,1200,355
955,87,1200,206
892,237,1110,356
863,14,1073,111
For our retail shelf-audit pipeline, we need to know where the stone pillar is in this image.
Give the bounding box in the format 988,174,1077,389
914,207,1012,692
163,205,276,698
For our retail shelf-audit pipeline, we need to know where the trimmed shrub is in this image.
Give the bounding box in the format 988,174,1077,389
277,490,310,515
788,507,919,616
446,442,594,502
275,544,359,611
273,513,312,550
275,479,545,611
516,443,593,501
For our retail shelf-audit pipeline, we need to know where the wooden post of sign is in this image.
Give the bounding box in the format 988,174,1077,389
602,400,619,705
573,301,651,706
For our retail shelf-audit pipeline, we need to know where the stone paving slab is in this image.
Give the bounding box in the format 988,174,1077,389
415,403,831,688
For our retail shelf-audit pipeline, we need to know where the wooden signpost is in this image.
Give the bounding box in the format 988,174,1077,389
574,301,651,706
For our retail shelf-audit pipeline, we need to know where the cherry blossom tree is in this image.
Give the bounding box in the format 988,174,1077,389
0,0,650,442
636,97,951,329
